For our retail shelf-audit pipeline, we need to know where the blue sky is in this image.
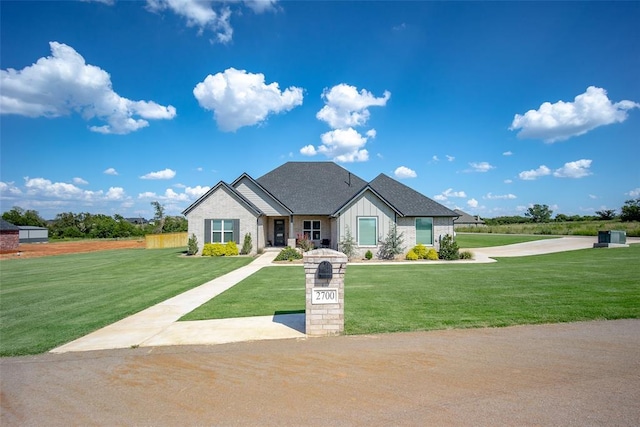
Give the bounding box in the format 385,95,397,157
1,1,639,220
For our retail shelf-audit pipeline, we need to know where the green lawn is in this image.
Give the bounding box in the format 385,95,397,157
0,249,253,356
454,233,558,248
183,245,640,335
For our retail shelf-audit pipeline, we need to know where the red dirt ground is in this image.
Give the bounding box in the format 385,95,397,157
0,239,146,260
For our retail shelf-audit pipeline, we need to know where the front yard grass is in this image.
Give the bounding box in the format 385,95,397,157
0,249,253,356
182,245,640,335
454,233,558,248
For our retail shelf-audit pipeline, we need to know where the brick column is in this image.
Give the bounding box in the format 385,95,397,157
304,249,347,336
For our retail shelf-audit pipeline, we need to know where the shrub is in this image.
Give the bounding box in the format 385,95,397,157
365,250,373,260
202,243,226,257
438,234,460,260
405,250,419,260
413,244,428,259
459,250,474,260
296,233,315,252
339,225,357,259
427,248,439,260
274,247,303,261
377,222,405,260
225,241,239,256
241,233,252,255
187,234,198,256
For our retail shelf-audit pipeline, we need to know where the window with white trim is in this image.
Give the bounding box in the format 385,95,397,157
415,217,433,245
212,219,234,243
358,217,377,246
303,220,321,240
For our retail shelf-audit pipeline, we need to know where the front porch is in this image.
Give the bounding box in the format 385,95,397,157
263,215,336,250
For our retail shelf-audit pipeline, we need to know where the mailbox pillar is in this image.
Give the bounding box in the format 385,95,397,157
304,249,347,336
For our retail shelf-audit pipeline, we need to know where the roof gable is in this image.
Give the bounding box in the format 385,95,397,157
0,219,20,231
182,181,263,216
453,209,484,223
256,162,367,215
368,174,458,217
231,173,292,215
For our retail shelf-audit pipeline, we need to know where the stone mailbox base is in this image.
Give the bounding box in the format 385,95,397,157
304,249,347,337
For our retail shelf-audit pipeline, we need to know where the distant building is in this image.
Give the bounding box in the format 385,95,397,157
18,226,49,243
0,219,20,252
453,209,485,228
126,217,149,225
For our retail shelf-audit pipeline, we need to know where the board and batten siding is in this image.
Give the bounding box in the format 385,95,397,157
233,177,289,217
186,186,259,255
337,190,395,256
397,216,455,251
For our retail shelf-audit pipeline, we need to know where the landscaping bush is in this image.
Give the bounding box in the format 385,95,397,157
187,233,198,256
339,226,357,259
296,233,315,252
225,241,239,256
438,234,460,260
427,248,439,260
365,250,373,260
459,250,474,260
274,247,303,261
202,243,227,257
405,250,419,260
377,222,405,260
413,244,428,259
241,233,252,255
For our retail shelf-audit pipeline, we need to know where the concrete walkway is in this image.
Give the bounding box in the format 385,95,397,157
51,251,305,353
52,236,637,353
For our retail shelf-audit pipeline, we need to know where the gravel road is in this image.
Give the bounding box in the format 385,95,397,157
2,319,639,426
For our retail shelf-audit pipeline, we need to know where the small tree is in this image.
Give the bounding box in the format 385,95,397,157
339,225,357,259
151,201,166,233
377,222,405,260
241,233,253,255
620,199,640,222
595,209,616,220
525,204,553,223
438,234,460,260
187,234,198,255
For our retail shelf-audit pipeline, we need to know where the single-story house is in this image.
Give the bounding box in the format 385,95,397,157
0,219,20,252
18,226,49,243
183,162,459,257
453,209,485,228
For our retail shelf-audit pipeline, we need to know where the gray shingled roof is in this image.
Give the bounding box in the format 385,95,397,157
368,174,459,217
257,162,368,215
453,209,484,224
0,218,20,231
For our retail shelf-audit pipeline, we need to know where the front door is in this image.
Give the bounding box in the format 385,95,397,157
274,219,285,246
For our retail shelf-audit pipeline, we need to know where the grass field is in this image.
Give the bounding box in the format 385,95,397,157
183,245,640,335
457,219,640,237
0,248,252,356
454,233,558,248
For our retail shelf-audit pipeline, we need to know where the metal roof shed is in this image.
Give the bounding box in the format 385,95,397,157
18,226,49,243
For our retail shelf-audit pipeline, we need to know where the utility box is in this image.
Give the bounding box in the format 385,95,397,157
598,230,627,245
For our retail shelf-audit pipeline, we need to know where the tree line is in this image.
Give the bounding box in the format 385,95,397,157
1,202,187,239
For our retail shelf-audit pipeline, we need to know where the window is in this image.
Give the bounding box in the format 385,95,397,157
415,217,433,245
303,220,321,240
358,217,377,246
205,219,238,244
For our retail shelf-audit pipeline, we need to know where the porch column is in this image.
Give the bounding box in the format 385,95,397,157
287,215,296,248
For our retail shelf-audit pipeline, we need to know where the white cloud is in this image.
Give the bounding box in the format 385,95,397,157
146,0,232,43
446,155,455,162
300,145,317,156
504,179,513,184
510,86,639,143
138,188,189,202
627,188,640,198
0,181,22,196
394,166,417,179
315,128,370,163
589,194,598,199
432,155,440,162
484,192,517,200
519,165,551,180
105,187,125,200
73,177,89,185
140,168,176,180
434,188,467,201
193,68,303,132
467,198,478,208
138,191,157,199
0,42,176,134
243,0,278,13
316,84,390,129
185,185,210,198
503,151,513,156
104,167,118,176
553,159,592,178
467,162,495,173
